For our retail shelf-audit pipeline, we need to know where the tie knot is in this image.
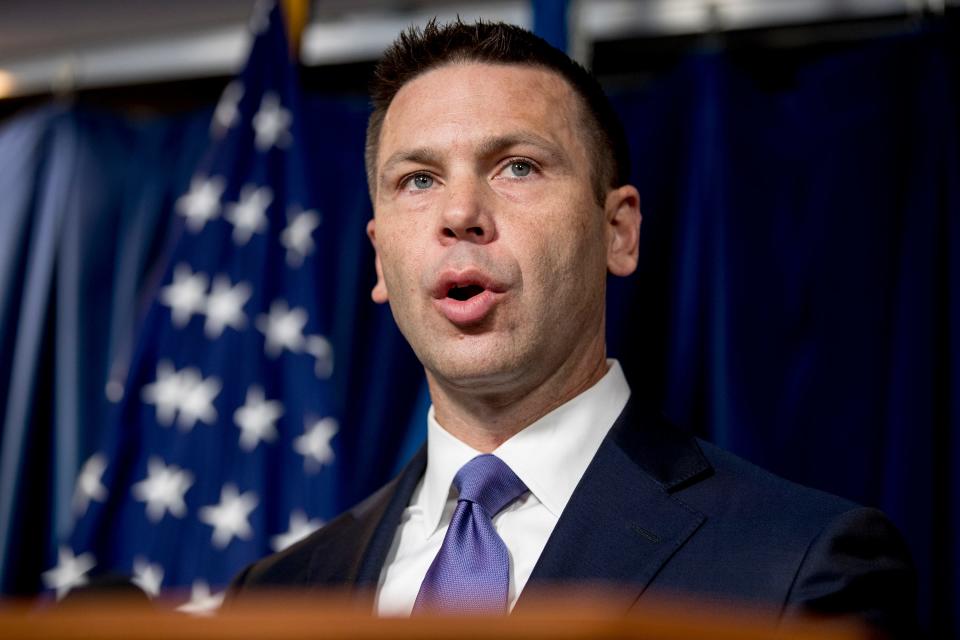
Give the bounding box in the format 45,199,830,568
453,454,527,517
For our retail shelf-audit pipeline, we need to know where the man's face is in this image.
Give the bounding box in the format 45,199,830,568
367,62,638,396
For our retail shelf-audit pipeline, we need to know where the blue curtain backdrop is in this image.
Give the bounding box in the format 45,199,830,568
605,25,958,634
0,18,955,636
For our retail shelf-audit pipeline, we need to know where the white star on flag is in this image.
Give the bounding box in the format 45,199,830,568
131,557,164,598
159,264,209,328
252,92,292,151
281,208,321,267
256,299,307,357
305,334,334,379
141,360,185,426
247,0,271,35
42,546,96,600
72,453,108,516
176,580,225,617
225,184,272,246
131,457,194,523
294,417,338,472
174,367,222,431
204,275,252,339
212,81,244,136
141,362,221,430
199,484,258,549
176,176,225,233
270,510,324,552
234,385,284,451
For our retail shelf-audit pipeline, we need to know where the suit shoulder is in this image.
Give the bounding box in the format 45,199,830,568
227,480,399,594
692,438,859,520
681,439,915,633
669,438,866,592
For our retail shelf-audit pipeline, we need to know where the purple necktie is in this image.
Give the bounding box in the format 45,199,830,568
413,454,528,614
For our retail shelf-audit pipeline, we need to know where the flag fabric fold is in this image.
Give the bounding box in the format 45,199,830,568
61,1,337,611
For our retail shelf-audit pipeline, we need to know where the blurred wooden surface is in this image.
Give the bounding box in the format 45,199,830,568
0,592,872,639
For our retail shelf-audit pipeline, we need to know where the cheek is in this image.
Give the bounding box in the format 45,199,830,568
519,199,603,270
377,232,422,300
511,222,585,306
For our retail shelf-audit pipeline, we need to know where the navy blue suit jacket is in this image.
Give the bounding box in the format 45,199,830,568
230,399,915,633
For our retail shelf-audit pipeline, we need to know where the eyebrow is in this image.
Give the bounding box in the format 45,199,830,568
476,132,567,164
379,148,443,180
378,131,571,189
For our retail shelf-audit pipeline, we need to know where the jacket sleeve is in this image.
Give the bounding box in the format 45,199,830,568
782,507,917,637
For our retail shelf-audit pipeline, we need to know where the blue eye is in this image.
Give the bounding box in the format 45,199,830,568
411,174,433,189
509,161,532,177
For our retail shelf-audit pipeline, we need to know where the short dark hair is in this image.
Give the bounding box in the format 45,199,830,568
365,19,630,202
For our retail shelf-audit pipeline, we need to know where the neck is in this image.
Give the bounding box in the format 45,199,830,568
427,340,609,453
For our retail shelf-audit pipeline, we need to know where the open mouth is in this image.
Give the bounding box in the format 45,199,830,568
433,272,503,326
447,284,486,301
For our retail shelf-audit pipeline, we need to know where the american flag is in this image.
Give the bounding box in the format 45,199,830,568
54,1,338,613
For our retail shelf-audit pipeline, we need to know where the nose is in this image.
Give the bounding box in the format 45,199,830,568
437,177,496,245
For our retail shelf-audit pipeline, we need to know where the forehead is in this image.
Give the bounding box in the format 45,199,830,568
377,62,589,169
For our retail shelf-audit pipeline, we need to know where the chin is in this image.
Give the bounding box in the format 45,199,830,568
421,343,530,391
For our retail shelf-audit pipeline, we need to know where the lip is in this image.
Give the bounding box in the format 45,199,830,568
431,268,507,327
433,289,504,326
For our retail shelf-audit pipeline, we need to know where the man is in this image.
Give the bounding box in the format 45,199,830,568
229,19,914,632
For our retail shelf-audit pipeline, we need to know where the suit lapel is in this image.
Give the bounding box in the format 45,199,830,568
304,401,712,609
516,401,712,611
305,446,427,590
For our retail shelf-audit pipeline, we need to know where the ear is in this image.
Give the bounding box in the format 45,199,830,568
603,185,641,277
366,218,389,304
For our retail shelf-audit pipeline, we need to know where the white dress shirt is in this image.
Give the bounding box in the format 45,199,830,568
375,360,631,616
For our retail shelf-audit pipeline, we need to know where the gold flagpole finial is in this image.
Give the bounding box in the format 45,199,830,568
280,0,310,61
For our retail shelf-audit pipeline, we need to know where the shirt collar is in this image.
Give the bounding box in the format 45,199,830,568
418,360,631,536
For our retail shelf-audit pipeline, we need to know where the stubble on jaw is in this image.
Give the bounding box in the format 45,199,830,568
425,328,610,452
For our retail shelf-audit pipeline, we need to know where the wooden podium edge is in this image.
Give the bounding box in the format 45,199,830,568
0,591,874,640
